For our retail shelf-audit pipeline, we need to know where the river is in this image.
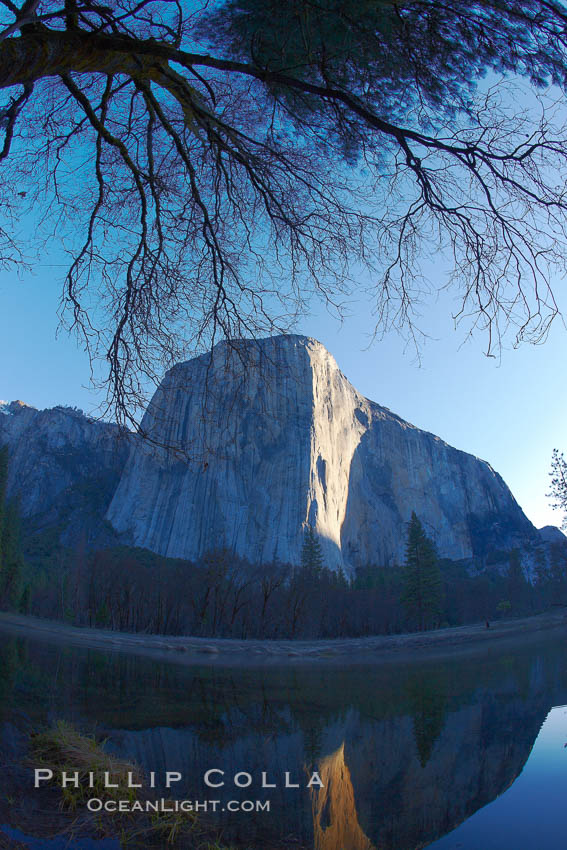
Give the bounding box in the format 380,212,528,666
1,629,566,849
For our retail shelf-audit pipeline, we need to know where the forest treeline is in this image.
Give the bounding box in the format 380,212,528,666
11,520,567,640
0,447,27,611
2,446,566,638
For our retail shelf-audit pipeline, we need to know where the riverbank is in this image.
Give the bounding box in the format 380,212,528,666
1,609,566,666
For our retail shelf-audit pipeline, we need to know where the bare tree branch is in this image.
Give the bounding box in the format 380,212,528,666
0,0,567,428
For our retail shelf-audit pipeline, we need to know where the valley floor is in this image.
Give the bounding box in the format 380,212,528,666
0,609,566,666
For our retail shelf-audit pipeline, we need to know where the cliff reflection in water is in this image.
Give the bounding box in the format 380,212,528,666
1,632,567,849
312,742,375,850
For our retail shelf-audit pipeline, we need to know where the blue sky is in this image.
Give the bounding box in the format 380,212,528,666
1,251,565,531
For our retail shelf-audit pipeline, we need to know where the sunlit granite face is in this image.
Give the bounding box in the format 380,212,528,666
106,334,538,572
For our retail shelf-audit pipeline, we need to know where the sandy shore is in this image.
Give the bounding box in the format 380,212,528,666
1,609,566,666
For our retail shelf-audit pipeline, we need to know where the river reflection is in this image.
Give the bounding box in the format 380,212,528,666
1,630,567,849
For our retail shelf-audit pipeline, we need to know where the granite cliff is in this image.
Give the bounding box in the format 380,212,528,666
105,334,539,572
0,400,129,546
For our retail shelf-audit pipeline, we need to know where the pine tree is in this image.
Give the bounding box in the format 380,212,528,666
406,671,448,768
548,449,567,529
401,513,442,632
0,500,24,608
301,525,324,576
0,446,8,574
0,448,24,609
507,548,528,613
18,583,31,614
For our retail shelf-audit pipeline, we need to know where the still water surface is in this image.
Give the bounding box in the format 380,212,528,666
1,630,567,849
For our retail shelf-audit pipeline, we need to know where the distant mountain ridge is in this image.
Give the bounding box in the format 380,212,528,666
0,401,129,548
0,335,560,572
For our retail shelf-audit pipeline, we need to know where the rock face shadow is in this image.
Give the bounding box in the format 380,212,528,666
340,399,538,571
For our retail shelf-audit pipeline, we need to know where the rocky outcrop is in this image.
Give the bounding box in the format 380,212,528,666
107,334,539,572
0,401,129,546
539,525,567,545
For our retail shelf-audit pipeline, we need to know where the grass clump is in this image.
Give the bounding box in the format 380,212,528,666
30,719,142,809
26,721,237,848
